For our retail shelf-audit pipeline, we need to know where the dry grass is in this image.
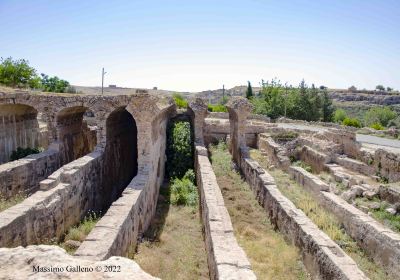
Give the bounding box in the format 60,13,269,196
210,143,310,280
58,211,101,254
0,192,26,212
251,149,390,280
133,183,208,280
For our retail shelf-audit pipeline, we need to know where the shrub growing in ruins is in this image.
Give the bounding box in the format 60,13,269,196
10,147,42,161
170,169,198,207
208,104,227,112
172,93,188,108
166,120,193,179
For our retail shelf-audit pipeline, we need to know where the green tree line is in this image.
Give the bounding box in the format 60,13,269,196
250,79,334,122
0,57,75,93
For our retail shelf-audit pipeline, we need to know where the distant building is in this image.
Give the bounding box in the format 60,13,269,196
109,85,117,88
136,89,148,94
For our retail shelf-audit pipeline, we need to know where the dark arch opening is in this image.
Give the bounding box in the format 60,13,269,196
101,107,138,210
0,104,46,164
56,106,97,164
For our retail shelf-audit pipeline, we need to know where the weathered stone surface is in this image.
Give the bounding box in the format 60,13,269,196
188,97,208,144
65,240,81,250
258,134,290,170
379,184,400,204
0,152,104,247
297,145,331,173
0,245,157,279
239,157,367,279
195,145,256,280
290,165,400,279
288,166,329,196
0,146,61,198
226,97,254,164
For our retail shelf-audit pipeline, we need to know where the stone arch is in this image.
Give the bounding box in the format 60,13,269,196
0,104,48,164
101,106,138,210
55,106,97,164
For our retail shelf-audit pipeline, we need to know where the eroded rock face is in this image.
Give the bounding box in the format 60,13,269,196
0,245,158,280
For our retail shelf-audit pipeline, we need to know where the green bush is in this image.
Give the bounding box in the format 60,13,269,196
0,57,40,88
207,104,227,112
370,123,384,130
182,169,196,183
333,109,347,123
342,117,361,128
173,93,188,109
170,170,198,206
40,73,70,93
166,121,193,179
10,147,42,161
364,106,397,127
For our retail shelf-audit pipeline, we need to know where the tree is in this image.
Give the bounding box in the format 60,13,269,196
321,89,334,122
0,57,39,88
40,74,70,93
387,87,393,92
296,80,312,121
246,81,253,99
376,85,385,91
364,106,397,127
309,84,321,121
333,109,347,123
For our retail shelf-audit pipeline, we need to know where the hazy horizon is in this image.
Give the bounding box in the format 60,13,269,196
1,0,399,92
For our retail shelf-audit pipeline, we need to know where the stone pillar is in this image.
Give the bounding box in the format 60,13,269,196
226,97,254,164
188,98,208,145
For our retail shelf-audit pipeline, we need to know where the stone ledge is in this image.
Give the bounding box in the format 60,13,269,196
75,175,147,261
240,157,368,280
291,165,400,279
0,245,157,280
195,145,256,280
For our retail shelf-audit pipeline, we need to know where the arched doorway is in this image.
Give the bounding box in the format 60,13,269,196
56,106,97,164
0,104,46,164
101,107,138,209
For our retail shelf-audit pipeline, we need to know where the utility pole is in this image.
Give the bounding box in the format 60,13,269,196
101,68,107,95
222,84,225,103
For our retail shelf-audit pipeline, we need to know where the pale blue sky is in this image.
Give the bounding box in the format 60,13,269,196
0,0,399,91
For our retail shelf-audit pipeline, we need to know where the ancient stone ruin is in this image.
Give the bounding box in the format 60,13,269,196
0,90,399,279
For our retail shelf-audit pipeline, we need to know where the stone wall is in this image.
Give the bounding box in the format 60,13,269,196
239,154,367,279
195,145,256,280
297,145,331,173
373,149,400,182
56,107,97,164
0,92,174,251
0,104,49,164
323,129,360,158
257,134,290,170
289,165,400,279
0,144,61,199
74,105,171,260
203,118,268,147
0,151,104,247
